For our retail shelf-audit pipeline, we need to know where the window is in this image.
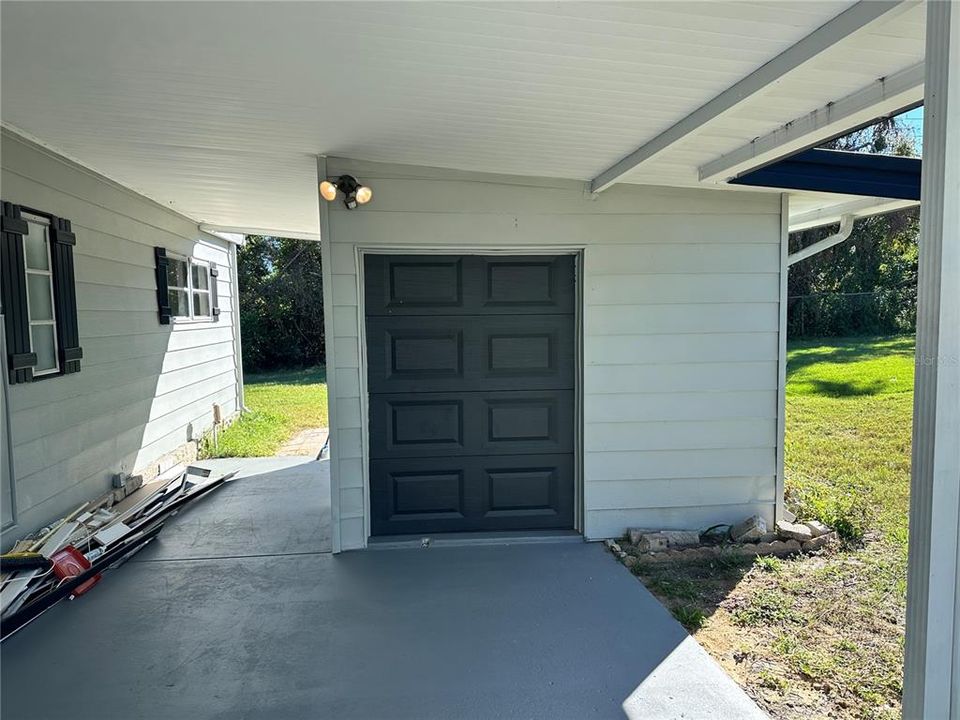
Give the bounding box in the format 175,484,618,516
154,247,219,323
22,213,59,375
1,201,82,384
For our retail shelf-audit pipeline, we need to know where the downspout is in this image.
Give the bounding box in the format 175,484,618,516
787,214,855,266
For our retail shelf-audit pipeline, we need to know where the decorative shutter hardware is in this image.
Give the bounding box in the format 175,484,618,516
154,247,171,324
0,214,28,236
10,352,38,370
49,219,76,246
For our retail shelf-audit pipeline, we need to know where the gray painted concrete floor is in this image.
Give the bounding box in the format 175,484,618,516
1,457,765,720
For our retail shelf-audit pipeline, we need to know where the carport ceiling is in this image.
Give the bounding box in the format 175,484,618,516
0,2,925,236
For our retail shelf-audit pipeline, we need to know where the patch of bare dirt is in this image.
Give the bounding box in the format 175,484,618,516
622,542,905,720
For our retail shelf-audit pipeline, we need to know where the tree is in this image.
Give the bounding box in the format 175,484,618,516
237,236,325,371
787,114,920,337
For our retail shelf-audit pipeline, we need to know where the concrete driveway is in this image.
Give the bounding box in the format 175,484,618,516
1,458,765,720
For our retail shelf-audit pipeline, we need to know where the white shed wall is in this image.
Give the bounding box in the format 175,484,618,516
1,131,241,543
323,157,782,550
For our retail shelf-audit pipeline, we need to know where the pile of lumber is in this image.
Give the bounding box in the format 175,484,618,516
0,465,234,641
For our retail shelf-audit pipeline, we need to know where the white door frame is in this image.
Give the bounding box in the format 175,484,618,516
353,245,585,546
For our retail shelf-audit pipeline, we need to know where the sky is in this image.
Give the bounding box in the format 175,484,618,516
898,106,924,149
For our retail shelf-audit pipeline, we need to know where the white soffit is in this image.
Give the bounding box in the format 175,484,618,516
0,2,923,237
622,1,926,188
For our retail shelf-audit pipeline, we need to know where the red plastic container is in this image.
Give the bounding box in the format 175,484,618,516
49,546,101,596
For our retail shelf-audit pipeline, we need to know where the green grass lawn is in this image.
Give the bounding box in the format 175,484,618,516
200,366,328,458
786,336,914,545
633,335,915,720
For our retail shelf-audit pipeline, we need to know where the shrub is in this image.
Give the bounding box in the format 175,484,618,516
672,605,707,631
787,479,876,543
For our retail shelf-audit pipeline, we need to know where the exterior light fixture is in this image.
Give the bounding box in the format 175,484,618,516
319,175,373,209
319,180,338,202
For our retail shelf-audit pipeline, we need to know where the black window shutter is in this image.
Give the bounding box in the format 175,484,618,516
48,216,82,374
209,263,220,321
154,247,171,324
0,201,37,384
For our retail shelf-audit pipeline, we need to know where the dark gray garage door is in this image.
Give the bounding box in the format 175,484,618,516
365,254,576,536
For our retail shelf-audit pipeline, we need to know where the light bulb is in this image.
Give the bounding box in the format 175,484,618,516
355,185,373,205
320,180,338,202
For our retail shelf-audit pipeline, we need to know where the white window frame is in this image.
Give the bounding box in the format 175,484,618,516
21,212,60,377
166,252,214,321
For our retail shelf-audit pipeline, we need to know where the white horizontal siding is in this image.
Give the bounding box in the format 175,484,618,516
585,333,778,365
323,158,781,549
585,419,777,453
586,476,776,510
586,448,776,482
1,132,240,544
585,362,778,394
584,390,777,423
585,244,780,275
586,274,779,305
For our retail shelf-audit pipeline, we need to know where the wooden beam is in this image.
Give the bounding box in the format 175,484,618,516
700,63,923,183
589,0,913,193
903,1,960,716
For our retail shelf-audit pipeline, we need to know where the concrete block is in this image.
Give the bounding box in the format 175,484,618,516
637,534,670,553
730,514,767,543
803,520,831,538
627,528,657,545
775,540,802,555
802,531,838,552
755,542,774,556
660,530,700,548
775,520,813,542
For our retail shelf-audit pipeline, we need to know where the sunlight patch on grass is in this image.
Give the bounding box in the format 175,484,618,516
786,335,915,398
201,366,328,458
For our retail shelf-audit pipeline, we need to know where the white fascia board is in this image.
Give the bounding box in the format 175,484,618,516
198,224,321,243
789,196,919,232
589,0,915,193
701,63,924,183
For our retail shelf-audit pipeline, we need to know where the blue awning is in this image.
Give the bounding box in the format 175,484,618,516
730,148,921,201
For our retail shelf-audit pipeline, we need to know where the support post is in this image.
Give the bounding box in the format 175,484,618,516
775,194,789,523
903,1,960,717
317,156,342,553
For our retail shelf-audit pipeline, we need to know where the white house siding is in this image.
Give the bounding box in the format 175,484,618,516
1,131,241,543
323,157,782,550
